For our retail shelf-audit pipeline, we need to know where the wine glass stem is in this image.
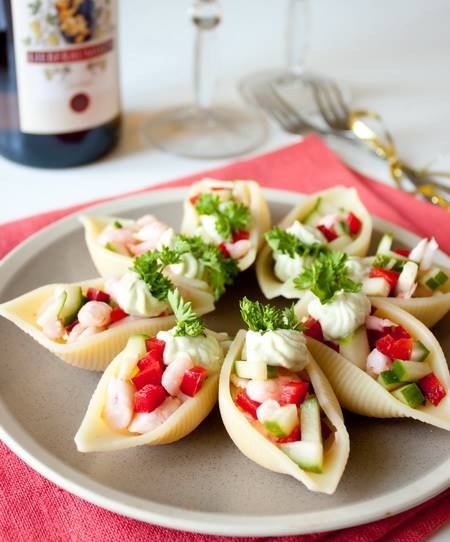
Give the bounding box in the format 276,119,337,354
286,0,310,75
192,0,222,110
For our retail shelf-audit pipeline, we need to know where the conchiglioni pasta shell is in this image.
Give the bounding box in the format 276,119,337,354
80,215,134,278
75,332,226,451
379,282,450,328
306,298,450,431
0,278,215,371
218,330,350,494
256,186,372,299
180,179,271,271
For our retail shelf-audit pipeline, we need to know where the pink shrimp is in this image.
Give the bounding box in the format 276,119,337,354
103,378,135,430
78,301,112,328
224,239,251,260
161,352,194,396
97,226,136,246
128,397,181,433
66,323,105,343
42,319,65,340
246,379,280,403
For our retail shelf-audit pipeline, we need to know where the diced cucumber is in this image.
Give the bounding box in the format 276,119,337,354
378,370,401,391
36,289,67,327
300,397,322,444
392,383,425,408
113,220,122,229
411,341,430,361
392,360,432,382
117,334,149,379
377,233,393,254
267,365,279,379
339,326,370,370
335,220,350,236
410,340,430,363
362,277,391,297
328,234,352,251
280,441,323,473
395,261,418,295
235,360,267,380
263,404,298,437
58,286,85,326
302,197,322,225
372,254,405,272
420,267,449,291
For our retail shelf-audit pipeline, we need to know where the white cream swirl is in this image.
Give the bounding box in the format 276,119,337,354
345,257,372,283
308,291,371,340
169,252,203,280
115,271,169,317
286,220,326,245
157,329,224,373
244,329,308,372
273,253,312,283
198,215,225,244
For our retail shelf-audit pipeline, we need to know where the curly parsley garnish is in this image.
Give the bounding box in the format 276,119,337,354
168,289,205,337
194,193,250,241
265,227,330,259
168,234,239,300
131,251,173,301
294,252,361,304
239,297,301,333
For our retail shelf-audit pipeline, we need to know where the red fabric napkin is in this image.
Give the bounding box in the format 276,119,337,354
1,135,449,542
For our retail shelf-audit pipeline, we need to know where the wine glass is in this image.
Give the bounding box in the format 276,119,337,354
145,0,267,159
240,0,350,123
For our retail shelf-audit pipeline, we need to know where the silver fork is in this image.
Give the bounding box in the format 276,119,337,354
253,82,356,141
310,79,450,198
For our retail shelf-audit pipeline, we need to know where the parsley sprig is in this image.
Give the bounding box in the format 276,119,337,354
131,251,173,301
265,227,330,259
195,193,250,241
240,297,301,333
294,252,362,304
167,234,239,300
168,289,205,337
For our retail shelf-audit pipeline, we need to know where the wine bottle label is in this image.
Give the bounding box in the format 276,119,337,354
11,0,120,135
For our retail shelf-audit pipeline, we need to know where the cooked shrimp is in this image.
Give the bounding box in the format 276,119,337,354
103,378,135,430
128,397,181,433
78,301,112,328
225,239,251,260
246,379,280,403
161,352,194,396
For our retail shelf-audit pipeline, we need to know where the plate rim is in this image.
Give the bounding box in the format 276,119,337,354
1,186,449,537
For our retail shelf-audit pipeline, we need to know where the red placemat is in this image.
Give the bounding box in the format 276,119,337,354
1,135,449,542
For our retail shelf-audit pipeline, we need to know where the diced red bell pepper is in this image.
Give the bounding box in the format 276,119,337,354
137,351,164,371
232,230,250,242
86,288,110,303
180,366,208,397
132,361,164,390
369,268,400,293
133,384,167,413
277,425,301,443
235,391,261,419
325,340,340,352
394,248,410,257
419,373,447,406
279,381,309,406
303,317,324,342
218,242,231,258
375,334,412,360
390,325,411,340
109,306,128,323
211,186,227,191
346,212,362,236
317,224,338,242
145,337,165,358
189,194,200,205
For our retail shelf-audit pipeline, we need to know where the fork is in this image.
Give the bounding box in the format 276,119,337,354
252,82,357,141
310,79,450,202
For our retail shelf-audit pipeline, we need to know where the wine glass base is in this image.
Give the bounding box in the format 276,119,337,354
145,105,267,159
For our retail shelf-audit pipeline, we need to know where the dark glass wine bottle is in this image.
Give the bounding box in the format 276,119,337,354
0,0,121,168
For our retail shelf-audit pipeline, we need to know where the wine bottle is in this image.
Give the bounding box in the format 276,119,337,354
0,0,121,168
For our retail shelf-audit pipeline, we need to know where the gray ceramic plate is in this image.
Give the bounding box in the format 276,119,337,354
0,188,449,537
